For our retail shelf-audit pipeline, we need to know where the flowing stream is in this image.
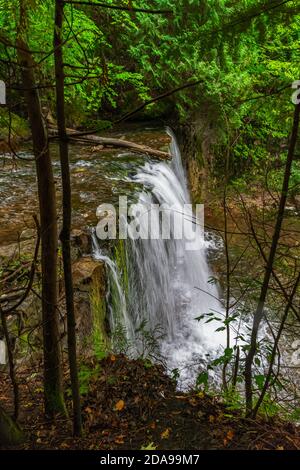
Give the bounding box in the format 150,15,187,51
1,125,299,393
93,129,226,387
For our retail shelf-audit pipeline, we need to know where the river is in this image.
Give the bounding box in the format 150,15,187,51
1,125,300,397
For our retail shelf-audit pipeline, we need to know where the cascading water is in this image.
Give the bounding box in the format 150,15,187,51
93,128,226,387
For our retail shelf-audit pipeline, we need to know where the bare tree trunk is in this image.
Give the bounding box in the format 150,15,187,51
244,102,300,415
222,137,231,391
54,0,82,436
17,2,65,418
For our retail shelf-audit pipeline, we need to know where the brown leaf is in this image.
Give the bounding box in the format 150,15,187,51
161,428,171,439
115,399,125,411
189,398,198,406
227,430,234,441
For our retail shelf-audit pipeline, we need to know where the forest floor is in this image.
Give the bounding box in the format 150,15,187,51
1,355,300,451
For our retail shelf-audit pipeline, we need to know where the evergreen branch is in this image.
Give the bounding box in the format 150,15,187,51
63,0,172,14
213,0,294,33
237,84,292,104
115,79,203,124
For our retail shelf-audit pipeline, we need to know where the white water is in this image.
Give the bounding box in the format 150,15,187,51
93,129,226,387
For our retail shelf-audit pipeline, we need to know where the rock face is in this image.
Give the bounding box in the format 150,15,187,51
0,239,35,261
70,229,92,258
72,257,106,291
174,108,219,203
71,256,109,357
0,224,108,363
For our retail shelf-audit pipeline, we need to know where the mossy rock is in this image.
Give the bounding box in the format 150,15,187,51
72,256,109,357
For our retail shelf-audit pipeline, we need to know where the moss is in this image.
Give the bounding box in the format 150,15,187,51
90,277,110,359
114,239,129,296
0,108,29,141
0,407,25,446
44,386,67,417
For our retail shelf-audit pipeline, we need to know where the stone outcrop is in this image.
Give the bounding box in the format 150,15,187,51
71,256,109,357
174,107,220,203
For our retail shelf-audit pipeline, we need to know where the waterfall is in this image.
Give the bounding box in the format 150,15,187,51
93,128,225,387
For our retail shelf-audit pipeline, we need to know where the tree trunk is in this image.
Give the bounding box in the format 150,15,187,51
244,101,300,415
0,405,24,446
54,0,82,436
17,2,65,418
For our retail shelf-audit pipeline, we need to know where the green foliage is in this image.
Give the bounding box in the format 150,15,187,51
141,442,157,450
134,319,165,361
223,389,244,412
1,0,300,422
196,371,209,389
0,0,150,125
171,368,180,384
90,279,109,359
1,0,299,161
76,363,101,396
111,322,132,355
0,108,29,139
111,317,165,363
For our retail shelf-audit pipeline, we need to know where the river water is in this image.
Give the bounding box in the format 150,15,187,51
1,125,299,393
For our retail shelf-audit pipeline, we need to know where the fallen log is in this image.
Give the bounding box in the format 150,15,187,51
49,127,172,160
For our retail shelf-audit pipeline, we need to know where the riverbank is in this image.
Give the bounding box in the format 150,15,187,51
1,355,300,450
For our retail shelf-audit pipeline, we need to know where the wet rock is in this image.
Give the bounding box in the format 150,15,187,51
0,239,35,261
20,228,36,241
42,106,56,127
70,228,92,258
91,145,104,152
72,256,105,292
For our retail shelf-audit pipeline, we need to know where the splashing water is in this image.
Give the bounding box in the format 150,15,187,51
93,128,226,387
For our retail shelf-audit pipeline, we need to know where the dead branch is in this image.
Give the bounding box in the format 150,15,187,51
49,127,172,160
